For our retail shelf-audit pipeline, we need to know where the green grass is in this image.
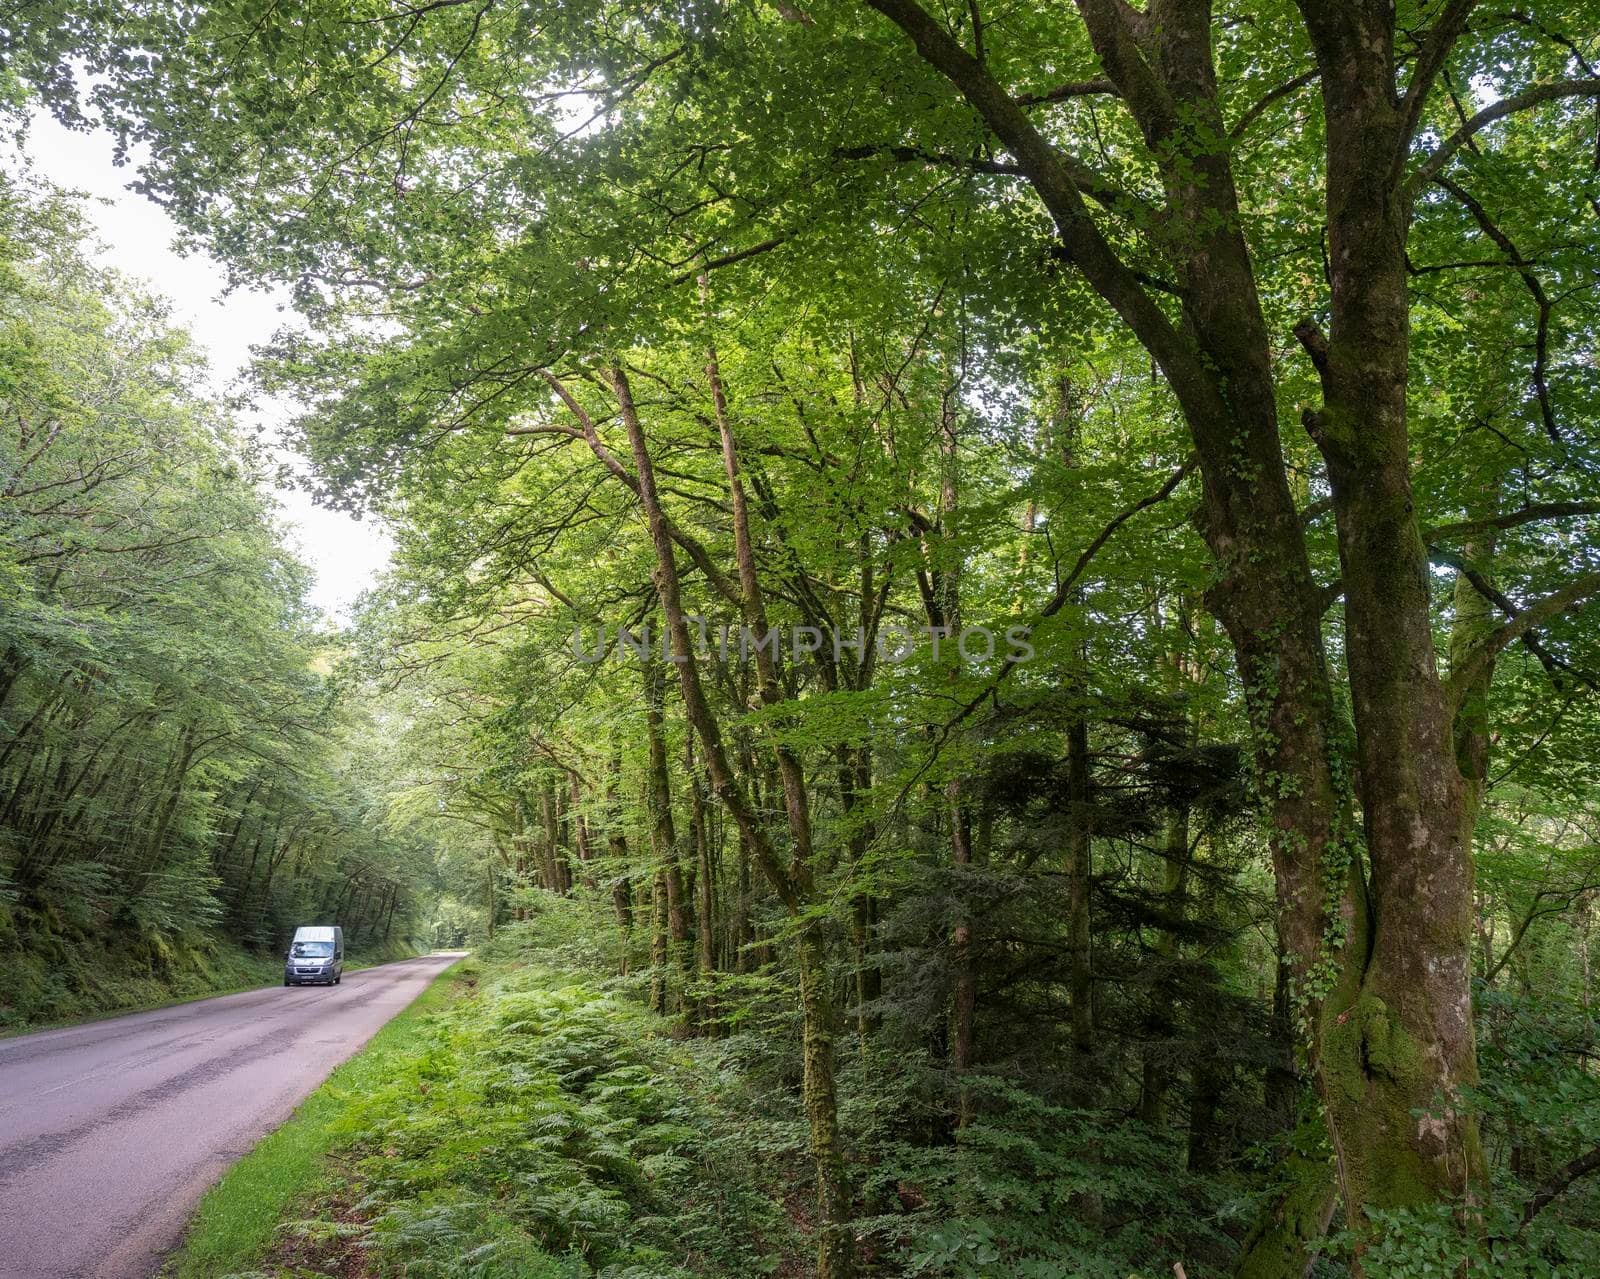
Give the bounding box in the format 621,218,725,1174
163,953,472,1279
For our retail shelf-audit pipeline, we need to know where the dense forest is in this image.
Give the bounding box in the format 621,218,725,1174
0,176,480,1022
6,0,1600,1275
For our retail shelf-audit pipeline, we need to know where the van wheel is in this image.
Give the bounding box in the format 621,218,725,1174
334,974,341,985
283,978,292,987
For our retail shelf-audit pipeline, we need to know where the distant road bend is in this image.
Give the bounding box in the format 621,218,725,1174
0,952,465,1279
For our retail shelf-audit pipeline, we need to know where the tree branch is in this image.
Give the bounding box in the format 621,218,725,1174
1425,501,1600,542
1409,78,1600,195
835,143,1022,175
669,236,787,285
1293,317,1332,386
1521,1144,1600,1231
1070,0,1178,146
541,372,742,607
1483,876,1600,985
1431,547,1597,690
1446,569,1600,711
1398,0,1481,152
1487,10,1597,79
1432,175,1560,444
1015,77,1118,107
924,452,1197,750
834,143,1156,218
1230,69,1320,141
862,0,1221,428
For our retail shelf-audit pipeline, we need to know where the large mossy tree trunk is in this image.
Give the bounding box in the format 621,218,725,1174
863,0,1487,1257
1300,4,1484,1223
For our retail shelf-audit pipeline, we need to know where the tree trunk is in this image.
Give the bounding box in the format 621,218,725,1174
606,748,633,974
538,784,563,894
948,787,976,1124
1305,11,1485,1222
932,385,978,1122
650,853,669,1015
552,781,574,894
1066,710,1094,1099
570,772,596,891
610,360,853,1279
843,746,878,1035
1139,802,1188,1126
1232,1118,1340,1279
485,854,497,939
688,735,717,1027
644,656,693,1015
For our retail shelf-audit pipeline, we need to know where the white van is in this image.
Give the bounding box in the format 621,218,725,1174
284,925,344,986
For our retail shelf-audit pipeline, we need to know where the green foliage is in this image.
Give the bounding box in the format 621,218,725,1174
0,170,475,1024
10,0,1600,1271
869,1078,1236,1278
1336,1199,1600,1279
1473,985,1600,1152
242,909,798,1279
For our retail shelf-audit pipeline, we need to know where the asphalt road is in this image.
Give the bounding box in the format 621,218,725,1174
0,952,465,1279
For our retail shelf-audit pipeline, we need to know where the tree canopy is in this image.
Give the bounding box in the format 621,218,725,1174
0,169,476,1021
6,1,1600,1274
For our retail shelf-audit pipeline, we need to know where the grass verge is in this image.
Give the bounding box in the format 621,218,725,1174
162,953,472,1279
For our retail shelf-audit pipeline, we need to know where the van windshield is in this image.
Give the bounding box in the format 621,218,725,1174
291,941,334,958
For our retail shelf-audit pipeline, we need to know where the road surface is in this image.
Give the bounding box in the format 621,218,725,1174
0,952,465,1279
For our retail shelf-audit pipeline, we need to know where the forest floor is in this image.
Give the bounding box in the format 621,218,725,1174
163,904,813,1279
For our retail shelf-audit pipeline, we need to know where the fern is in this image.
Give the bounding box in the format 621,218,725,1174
309,934,793,1279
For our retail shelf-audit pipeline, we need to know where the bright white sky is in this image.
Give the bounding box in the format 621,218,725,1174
15,112,393,623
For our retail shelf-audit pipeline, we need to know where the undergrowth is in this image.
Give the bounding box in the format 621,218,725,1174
226,911,804,1279
206,897,1254,1279
0,928,280,1030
